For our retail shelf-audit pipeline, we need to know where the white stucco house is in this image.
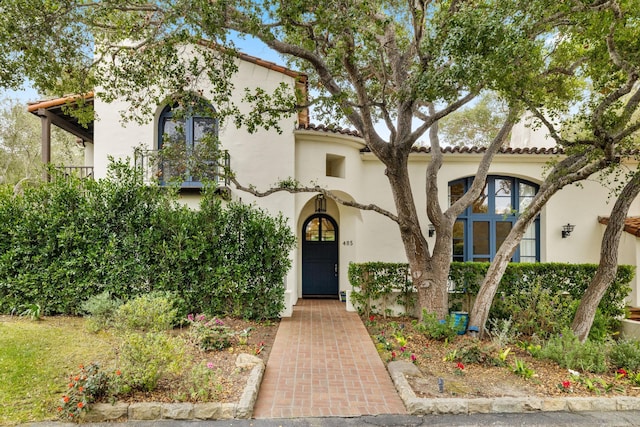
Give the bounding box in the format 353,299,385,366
27,50,640,318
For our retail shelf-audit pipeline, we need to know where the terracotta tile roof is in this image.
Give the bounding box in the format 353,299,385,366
598,216,640,237
297,123,362,137
196,40,307,82
27,92,94,113
297,124,567,154
235,51,306,82
360,144,564,154
409,146,565,154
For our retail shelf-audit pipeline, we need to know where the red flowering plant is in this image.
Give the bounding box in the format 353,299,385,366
366,315,377,327
58,363,119,420
616,368,628,380
557,380,573,393
454,361,465,376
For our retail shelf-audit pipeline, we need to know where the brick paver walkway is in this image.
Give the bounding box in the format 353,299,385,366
253,299,407,418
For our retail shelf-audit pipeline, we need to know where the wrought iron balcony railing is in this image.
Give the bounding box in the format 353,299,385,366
134,148,230,189
54,166,95,180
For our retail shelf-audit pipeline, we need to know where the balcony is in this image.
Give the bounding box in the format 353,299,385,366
134,148,230,190
53,166,95,181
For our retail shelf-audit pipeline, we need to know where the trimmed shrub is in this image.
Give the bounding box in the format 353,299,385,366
348,261,633,335
0,161,295,320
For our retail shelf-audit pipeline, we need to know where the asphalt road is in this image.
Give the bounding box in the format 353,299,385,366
24,411,640,427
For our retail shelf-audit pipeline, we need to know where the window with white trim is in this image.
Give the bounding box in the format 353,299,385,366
449,176,539,263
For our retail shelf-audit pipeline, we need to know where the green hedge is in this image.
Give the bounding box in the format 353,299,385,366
347,262,415,317
0,161,295,319
348,261,634,321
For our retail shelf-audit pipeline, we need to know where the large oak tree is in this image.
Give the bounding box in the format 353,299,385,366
2,0,632,324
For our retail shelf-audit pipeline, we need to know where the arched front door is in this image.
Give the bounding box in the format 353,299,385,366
302,214,339,298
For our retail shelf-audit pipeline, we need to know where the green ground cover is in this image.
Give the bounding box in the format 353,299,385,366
0,316,115,425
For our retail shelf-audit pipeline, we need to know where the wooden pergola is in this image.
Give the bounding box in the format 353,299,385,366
27,93,94,180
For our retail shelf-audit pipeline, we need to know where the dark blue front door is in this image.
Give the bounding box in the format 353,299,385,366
302,214,339,298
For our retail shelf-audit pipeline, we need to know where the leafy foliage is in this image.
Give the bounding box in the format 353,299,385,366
348,261,632,336
457,342,502,367
487,317,520,347
177,360,224,402
185,314,235,351
0,161,295,319
414,310,463,341
112,293,178,333
540,330,609,374
81,291,123,333
490,280,575,338
118,331,188,392
437,92,509,147
57,363,115,420
0,97,82,185
347,262,416,317
608,339,640,372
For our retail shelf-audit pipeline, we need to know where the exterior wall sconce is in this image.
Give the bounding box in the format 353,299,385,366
428,224,435,237
315,194,327,213
562,223,575,238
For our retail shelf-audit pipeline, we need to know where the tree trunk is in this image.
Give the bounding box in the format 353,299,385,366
414,223,454,320
468,153,607,337
572,170,640,342
468,217,528,335
385,155,452,319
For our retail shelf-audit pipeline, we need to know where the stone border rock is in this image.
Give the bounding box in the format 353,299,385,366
82,357,265,422
388,360,640,415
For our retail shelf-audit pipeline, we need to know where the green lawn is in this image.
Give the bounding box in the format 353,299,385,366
0,316,116,425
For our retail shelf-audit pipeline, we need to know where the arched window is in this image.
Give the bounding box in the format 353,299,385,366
158,97,217,187
449,176,539,263
304,216,336,242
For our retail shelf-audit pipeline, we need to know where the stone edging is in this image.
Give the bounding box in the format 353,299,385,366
83,359,265,422
388,360,640,415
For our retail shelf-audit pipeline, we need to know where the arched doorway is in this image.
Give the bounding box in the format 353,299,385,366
302,214,339,298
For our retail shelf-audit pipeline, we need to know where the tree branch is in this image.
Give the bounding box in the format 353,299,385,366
230,177,400,223
446,106,520,219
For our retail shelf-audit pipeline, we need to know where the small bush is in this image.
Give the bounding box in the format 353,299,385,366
540,330,609,374
57,363,117,420
487,317,520,347
458,342,501,367
118,332,188,392
609,339,640,371
177,360,224,401
585,307,614,342
490,281,574,338
185,314,235,351
81,291,122,332
113,293,178,333
414,310,462,341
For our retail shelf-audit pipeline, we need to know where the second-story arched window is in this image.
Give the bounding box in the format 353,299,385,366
449,176,539,263
158,97,217,187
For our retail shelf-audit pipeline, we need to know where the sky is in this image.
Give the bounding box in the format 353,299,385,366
0,33,397,138
1,34,285,104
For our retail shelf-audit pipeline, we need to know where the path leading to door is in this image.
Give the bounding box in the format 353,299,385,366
253,300,407,418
